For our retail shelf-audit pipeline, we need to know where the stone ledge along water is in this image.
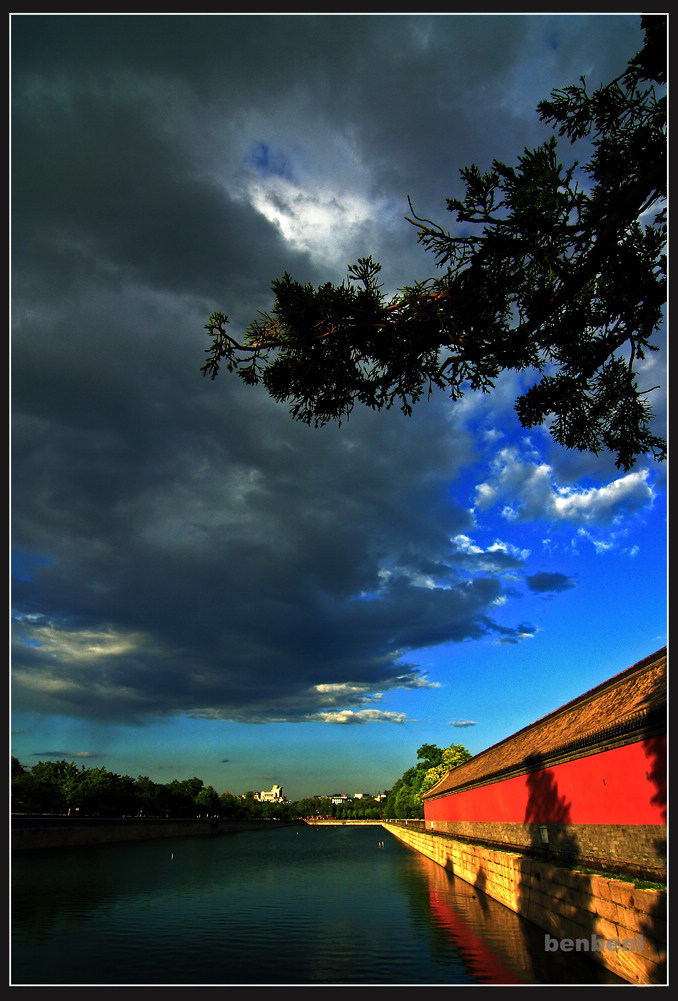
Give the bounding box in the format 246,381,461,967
11,815,297,851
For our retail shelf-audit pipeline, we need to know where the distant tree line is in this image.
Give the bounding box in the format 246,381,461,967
10,757,387,821
383,743,472,819
11,757,232,819
326,796,386,821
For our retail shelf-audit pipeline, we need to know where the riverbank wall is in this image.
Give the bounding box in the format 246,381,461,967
384,823,666,985
304,819,384,825
11,816,298,851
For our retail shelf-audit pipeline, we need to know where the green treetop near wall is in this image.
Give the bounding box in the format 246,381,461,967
385,743,472,819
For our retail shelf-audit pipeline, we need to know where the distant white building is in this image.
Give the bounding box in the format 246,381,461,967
330,792,385,803
254,784,285,803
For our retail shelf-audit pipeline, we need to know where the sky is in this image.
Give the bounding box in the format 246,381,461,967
10,14,667,801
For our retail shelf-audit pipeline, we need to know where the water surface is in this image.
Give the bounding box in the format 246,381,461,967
11,823,623,985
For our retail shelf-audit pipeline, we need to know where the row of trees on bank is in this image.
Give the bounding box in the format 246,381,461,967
11,757,228,819
11,744,470,820
10,757,385,821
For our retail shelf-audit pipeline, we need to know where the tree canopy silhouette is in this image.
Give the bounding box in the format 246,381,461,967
203,17,666,472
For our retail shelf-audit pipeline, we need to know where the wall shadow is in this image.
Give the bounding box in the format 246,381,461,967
644,733,667,825
640,735,667,982
523,755,575,858
514,752,664,983
516,754,596,978
472,867,489,915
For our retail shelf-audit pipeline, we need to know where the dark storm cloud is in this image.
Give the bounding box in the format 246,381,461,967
11,14,645,726
11,15,643,299
12,375,529,723
11,77,302,306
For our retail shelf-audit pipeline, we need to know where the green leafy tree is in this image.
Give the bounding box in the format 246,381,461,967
291,796,333,819
385,767,425,819
218,792,242,818
29,760,82,815
239,792,264,819
385,743,473,818
416,744,445,770
160,777,205,817
420,744,473,795
134,775,163,817
203,17,665,472
11,757,45,814
350,796,381,819
259,799,292,820
195,785,220,817
392,775,423,819
75,768,137,817
78,766,115,816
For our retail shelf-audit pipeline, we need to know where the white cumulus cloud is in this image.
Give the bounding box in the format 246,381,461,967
309,709,408,725
475,448,654,526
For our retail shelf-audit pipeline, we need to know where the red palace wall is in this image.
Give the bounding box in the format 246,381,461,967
424,736,666,827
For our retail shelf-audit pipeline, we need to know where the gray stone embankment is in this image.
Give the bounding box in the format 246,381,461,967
12,816,297,850
383,822,666,986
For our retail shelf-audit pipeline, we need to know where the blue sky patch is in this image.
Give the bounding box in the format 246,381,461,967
249,142,294,181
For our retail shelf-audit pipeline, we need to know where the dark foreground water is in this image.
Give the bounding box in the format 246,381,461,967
12,824,623,985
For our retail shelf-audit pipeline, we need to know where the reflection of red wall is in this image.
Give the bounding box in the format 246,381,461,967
424,737,666,825
427,890,523,984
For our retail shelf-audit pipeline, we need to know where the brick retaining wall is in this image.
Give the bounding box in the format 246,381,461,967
384,822,666,985
425,819,666,881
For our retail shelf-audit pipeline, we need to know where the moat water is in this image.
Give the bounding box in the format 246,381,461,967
11,824,623,985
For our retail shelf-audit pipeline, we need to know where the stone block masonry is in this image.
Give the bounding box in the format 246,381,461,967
384,823,665,985
425,819,666,881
